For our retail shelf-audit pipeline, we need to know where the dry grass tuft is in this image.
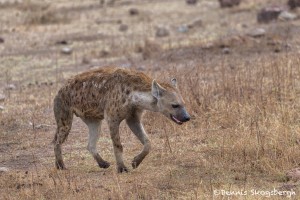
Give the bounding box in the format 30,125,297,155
18,1,70,25
23,9,71,25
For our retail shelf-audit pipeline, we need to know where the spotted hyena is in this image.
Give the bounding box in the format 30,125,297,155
53,67,190,173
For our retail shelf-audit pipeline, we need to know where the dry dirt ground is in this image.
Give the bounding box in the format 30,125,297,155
1,0,300,199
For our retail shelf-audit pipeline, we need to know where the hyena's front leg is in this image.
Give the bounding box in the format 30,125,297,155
126,112,151,169
107,120,128,173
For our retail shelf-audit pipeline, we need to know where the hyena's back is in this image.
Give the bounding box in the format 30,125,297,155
55,67,155,120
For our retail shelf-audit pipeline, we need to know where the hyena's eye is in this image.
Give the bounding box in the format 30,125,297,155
172,104,180,109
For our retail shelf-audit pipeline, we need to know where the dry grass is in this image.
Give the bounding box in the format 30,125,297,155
1,53,300,199
1,0,300,199
23,9,71,25
18,1,71,25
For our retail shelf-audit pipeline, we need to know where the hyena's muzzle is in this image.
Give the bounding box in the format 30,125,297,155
170,107,190,125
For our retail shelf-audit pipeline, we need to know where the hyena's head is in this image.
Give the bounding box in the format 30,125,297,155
152,79,190,125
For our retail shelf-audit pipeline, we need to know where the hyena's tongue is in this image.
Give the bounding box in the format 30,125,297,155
171,115,183,125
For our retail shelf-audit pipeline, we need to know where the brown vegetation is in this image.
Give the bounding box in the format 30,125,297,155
1,0,300,199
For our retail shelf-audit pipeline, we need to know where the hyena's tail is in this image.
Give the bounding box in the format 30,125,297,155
52,93,73,144
53,92,73,170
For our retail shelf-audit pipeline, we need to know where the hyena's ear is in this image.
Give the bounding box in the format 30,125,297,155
152,80,165,99
171,78,177,88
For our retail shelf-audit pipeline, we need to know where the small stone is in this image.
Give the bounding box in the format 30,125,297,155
257,6,283,23
277,183,297,191
155,27,170,37
186,0,198,5
202,42,214,49
0,167,9,172
106,0,116,6
119,24,128,32
274,48,281,53
82,56,90,64
187,18,203,29
0,94,5,101
5,84,16,90
222,47,231,54
35,124,51,130
219,0,241,8
119,63,131,68
99,49,110,57
142,39,162,59
177,25,189,33
56,40,68,45
279,11,297,21
41,82,47,86
286,168,300,182
0,37,4,43
129,8,139,16
0,106,4,111
134,44,143,53
27,83,34,87
284,43,292,49
288,0,300,9
242,24,248,28
137,65,146,71
247,28,266,38
61,47,72,55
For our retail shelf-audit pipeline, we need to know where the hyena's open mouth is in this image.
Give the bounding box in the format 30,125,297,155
170,114,183,125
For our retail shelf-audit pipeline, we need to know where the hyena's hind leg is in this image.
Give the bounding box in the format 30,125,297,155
82,119,110,169
53,95,73,170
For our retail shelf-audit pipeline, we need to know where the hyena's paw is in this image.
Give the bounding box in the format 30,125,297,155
117,165,129,173
98,160,110,169
132,156,142,169
55,161,66,170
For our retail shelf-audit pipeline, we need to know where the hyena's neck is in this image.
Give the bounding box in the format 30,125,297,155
130,91,158,112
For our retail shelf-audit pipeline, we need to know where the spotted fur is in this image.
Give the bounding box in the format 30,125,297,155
53,66,190,172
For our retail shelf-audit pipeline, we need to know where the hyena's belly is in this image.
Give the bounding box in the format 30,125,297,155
71,104,104,120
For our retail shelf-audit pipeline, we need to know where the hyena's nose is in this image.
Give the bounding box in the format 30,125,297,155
183,113,191,122
182,109,191,122
183,115,190,122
